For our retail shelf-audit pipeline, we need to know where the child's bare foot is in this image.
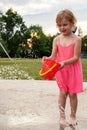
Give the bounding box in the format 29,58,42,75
69,118,78,126
59,118,69,127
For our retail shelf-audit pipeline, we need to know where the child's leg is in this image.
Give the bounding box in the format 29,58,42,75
58,90,68,118
69,93,78,125
58,90,69,126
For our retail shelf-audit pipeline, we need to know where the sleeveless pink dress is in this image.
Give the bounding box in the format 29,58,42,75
55,38,83,94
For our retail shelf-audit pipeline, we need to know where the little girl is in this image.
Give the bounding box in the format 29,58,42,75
43,9,83,127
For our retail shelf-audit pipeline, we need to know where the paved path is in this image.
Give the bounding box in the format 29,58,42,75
0,80,87,130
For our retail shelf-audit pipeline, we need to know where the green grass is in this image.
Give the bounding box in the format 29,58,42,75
0,58,42,80
82,59,87,82
0,58,87,81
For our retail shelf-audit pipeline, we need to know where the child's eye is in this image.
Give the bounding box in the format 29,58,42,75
63,24,68,26
58,24,61,27
58,24,68,27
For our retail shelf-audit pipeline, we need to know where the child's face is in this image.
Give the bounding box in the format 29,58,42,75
58,18,72,35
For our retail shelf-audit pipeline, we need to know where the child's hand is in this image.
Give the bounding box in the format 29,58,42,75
59,62,65,69
42,56,49,63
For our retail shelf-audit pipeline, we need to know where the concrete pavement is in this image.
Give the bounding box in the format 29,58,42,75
0,80,87,130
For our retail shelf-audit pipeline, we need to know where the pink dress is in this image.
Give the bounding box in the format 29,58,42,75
55,38,83,94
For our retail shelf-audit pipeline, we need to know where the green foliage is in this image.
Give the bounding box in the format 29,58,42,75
2,8,22,39
1,8,27,57
29,25,44,36
32,33,51,57
0,8,54,58
0,41,9,57
25,25,53,58
0,11,3,33
82,35,87,52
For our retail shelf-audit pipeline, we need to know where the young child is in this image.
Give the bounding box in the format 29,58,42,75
43,9,83,127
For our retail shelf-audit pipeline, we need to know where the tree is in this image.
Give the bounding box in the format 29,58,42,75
82,35,87,52
0,11,3,34
0,9,56,58
1,8,27,57
0,11,9,57
26,25,53,58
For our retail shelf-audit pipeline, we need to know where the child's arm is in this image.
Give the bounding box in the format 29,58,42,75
42,37,58,62
49,37,58,60
63,37,82,66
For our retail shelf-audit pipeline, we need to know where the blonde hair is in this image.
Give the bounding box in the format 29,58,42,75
56,9,77,27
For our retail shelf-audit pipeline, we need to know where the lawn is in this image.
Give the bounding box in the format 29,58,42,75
0,58,87,81
0,58,42,80
82,58,87,82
